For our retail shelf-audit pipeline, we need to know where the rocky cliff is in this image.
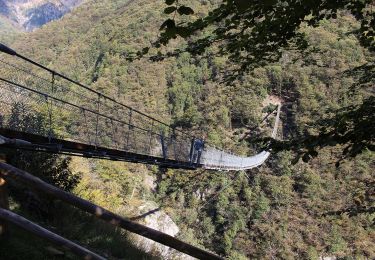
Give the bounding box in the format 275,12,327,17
0,0,82,31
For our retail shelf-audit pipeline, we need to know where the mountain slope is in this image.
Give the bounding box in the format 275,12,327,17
1,0,374,259
0,15,22,44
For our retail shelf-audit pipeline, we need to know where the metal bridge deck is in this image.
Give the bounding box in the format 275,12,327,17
0,129,197,170
0,43,280,171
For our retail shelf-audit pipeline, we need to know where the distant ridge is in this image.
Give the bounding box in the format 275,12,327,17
0,0,83,31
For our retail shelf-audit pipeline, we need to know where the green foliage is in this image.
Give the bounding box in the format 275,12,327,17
2,201,154,260
2,0,374,259
328,225,348,255
296,169,324,199
158,0,374,77
228,251,248,260
4,102,80,192
253,192,271,220
307,246,319,260
0,17,22,44
167,62,202,127
270,95,375,164
155,0,375,158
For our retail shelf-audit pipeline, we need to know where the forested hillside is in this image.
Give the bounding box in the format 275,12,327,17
0,16,21,44
1,0,374,259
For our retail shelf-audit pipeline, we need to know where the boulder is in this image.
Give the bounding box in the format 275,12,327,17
130,201,194,259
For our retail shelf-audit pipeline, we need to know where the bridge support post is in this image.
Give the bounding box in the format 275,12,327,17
0,153,9,238
160,133,167,159
189,138,195,164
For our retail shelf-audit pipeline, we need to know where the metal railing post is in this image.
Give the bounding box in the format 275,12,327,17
189,138,195,164
160,132,167,159
148,121,154,155
94,94,101,149
126,108,132,151
47,72,55,143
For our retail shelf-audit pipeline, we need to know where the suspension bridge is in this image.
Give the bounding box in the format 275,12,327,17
0,43,281,259
0,43,281,171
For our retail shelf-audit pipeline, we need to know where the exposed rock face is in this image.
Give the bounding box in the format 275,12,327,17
131,201,194,259
319,257,337,260
24,2,67,31
0,1,11,17
0,0,82,31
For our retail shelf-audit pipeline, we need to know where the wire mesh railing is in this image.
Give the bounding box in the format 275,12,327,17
201,105,281,171
0,49,193,165
0,43,280,170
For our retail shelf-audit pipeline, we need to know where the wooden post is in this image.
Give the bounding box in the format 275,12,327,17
0,153,9,237
0,208,105,260
0,162,223,260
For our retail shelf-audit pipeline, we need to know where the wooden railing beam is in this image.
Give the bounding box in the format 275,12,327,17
0,154,9,237
0,208,105,260
0,162,223,260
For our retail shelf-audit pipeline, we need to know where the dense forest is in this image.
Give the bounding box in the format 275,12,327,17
0,0,374,259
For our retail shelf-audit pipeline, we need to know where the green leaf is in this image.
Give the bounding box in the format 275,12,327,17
165,0,175,5
302,153,310,163
164,6,176,14
234,0,252,11
262,0,277,7
291,154,301,165
309,150,318,157
160,19,175,30
164,26,177,39
177,6,194,15
141,47,149,54
176,27,191,38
